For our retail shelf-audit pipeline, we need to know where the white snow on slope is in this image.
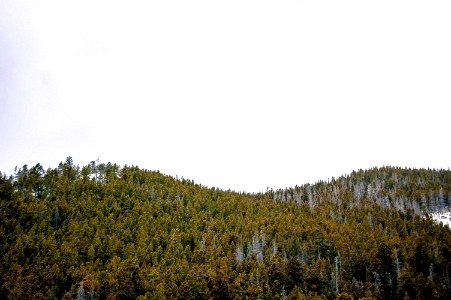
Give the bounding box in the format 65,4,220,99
431,212,451,227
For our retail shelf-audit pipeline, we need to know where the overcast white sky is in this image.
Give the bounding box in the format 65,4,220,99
1,1,450,192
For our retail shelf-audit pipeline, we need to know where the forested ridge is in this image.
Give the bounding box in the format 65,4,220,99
1,158,450,299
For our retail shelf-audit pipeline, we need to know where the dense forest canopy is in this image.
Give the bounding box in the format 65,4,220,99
1,157,450,299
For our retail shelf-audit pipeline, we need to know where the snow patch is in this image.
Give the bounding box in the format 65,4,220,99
431,212,451,227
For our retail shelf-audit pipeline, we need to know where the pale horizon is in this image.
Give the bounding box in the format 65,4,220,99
1,1,450,192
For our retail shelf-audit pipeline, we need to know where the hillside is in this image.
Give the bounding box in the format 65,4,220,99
1,158,450,299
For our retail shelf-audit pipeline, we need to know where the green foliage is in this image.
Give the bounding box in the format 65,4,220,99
1,160,451,299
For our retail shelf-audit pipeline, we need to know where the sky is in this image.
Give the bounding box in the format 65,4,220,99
0,1,450,192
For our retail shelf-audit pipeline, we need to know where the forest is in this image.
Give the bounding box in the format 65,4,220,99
1,157,450,299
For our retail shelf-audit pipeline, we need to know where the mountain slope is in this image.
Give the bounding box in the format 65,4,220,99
1,158,450,299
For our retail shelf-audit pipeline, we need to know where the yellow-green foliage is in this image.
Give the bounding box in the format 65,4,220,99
0,159,450,299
